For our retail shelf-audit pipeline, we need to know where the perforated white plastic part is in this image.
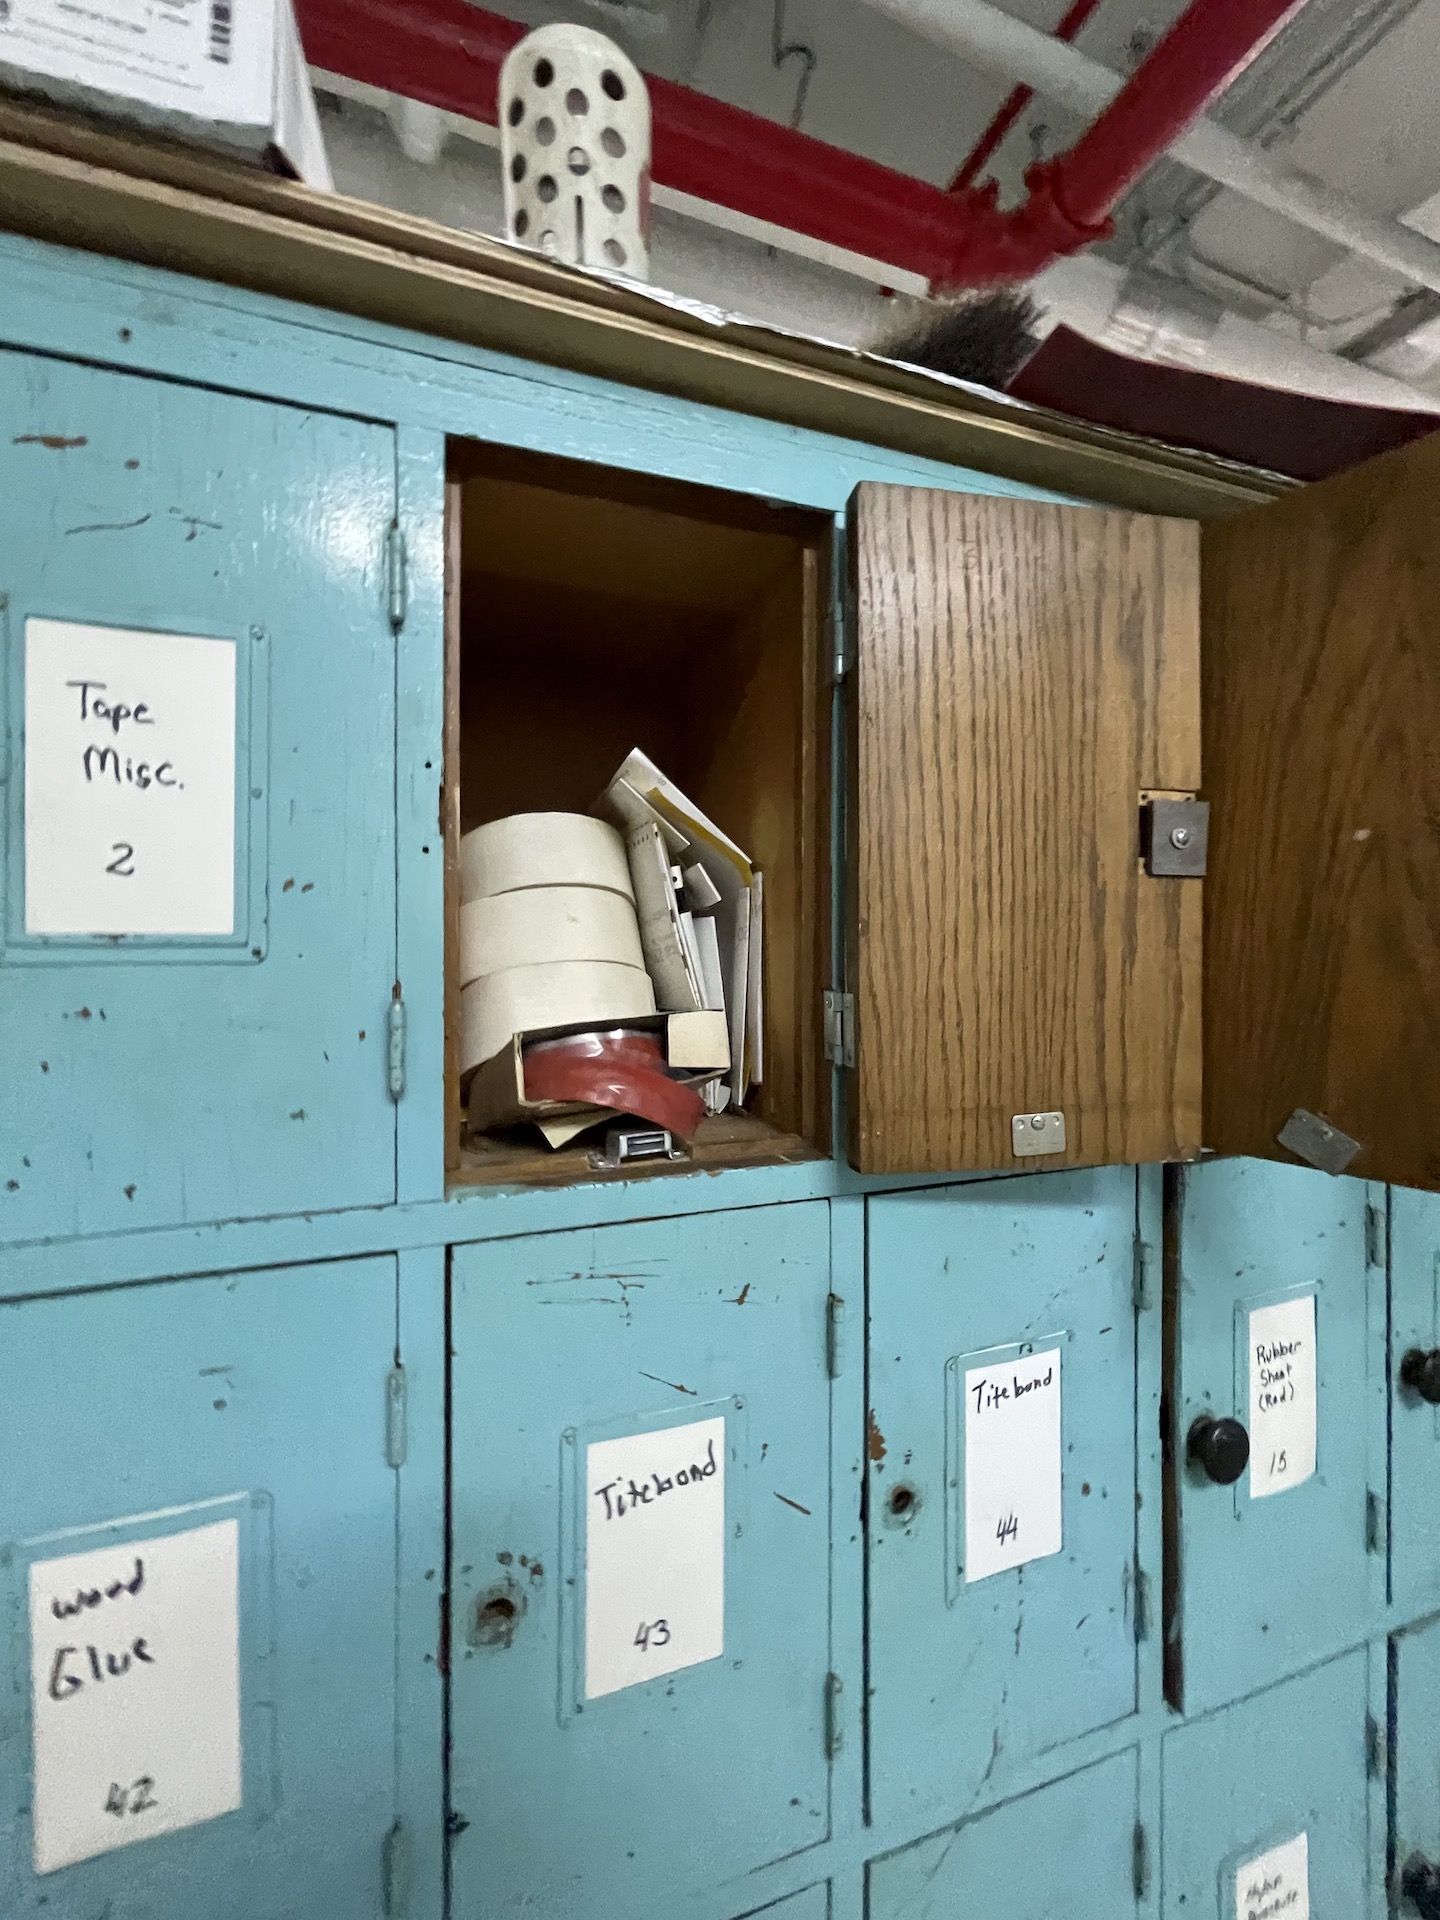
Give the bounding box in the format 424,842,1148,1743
500,26,651,280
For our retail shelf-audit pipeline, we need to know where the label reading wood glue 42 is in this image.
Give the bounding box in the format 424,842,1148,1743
1249,1295,1317,1499
585,1415,725,1699
1235,1832,1309,1920
964,1347,1063,1582
29,1518,242,1874
24,618,237,937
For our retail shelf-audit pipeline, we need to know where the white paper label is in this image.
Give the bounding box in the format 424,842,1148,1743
24,618,237,936
1249,1296,1317,1499
1235,1832,1309,1920
29,1518,242,1873
964,1347,1063,1582
585,1415,725,1699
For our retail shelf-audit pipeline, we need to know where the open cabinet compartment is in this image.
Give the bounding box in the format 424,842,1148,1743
444,443,831,1189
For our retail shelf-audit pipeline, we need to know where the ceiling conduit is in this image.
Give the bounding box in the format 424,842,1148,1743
296,0,1440,300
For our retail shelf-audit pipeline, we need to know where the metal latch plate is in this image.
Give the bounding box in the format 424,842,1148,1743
1141,796,1209,877
1011,1111,1067,1158
1276,1108,1362,1176
588,1125,688,1171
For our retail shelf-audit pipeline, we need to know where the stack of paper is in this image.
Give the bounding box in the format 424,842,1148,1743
596,749,763,1109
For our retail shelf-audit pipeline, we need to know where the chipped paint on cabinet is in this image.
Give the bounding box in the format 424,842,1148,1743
448,1206,834,1920
1168,1161,1383,1714
0,1257,406,1918
866,1171,1144,1833
0,348,399,1242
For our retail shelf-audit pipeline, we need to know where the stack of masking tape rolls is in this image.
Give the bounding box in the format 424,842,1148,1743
458,811,657,1078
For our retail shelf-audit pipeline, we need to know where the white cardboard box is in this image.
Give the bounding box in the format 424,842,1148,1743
0,0,331,186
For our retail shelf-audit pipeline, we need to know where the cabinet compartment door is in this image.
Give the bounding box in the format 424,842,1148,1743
847,483,1200,1175
0,349,398,1241
0,1257,401,1919
867,1750,1140,1920
866,1171,1140,1832
448,1205,834,1920
1390,1190,1440,1620
1202,431,1440,1190
1161,1652,1373,1918
1393,1613,1440,1909
1169,1160,1378,1712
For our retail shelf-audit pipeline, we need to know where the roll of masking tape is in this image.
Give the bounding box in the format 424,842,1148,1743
460,813,633,904
459,886,644,988
460,960,657,1073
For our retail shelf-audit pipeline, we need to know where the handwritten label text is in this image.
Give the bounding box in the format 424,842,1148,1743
25,618,237,936
585,1416,725,1699
964,1347,1063,1582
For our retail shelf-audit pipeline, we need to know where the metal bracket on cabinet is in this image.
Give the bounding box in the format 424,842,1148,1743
1140,795,1209,876
1011,1111,1067,1158
1276,1108,1362,1176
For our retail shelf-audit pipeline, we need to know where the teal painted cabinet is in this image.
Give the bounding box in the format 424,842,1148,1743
867,1750,1141,1919
1160,1651,1374,1917
739,1889,832,1919
0,347,400,1243
1168,1161,1380,1713
0,1257,407,1919
1390,1191,1440,1620
865,1172,1143,1832
1393,1614,1440,1915
447,1205,836,1920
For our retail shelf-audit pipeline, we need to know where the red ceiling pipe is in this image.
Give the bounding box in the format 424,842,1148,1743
947,0,1104,195
940,0,1309,286
297,0,965,283
295,0,1303,294
1055,0,1303,225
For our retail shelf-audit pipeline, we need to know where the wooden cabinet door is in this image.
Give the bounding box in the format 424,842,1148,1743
846,484,1201,1175
1203,432,1440,1190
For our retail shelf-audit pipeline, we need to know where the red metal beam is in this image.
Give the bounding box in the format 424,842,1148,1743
295,0,1305,293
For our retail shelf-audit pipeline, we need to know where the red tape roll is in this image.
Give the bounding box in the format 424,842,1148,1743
523,1028,707,1141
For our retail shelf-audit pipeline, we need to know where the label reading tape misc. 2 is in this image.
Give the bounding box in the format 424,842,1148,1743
23,618,238,938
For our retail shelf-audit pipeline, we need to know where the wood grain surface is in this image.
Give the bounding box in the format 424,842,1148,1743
1203,430,1440,1189
848,484,1201,1174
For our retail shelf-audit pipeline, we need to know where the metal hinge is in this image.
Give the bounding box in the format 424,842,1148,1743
1366,1201,1386,1270
823,1671,844,1759
1132,1821,1151,1900
1133,1566,1151,1643
824,990,855,1068
826,1294,846,1379
386,1365,408,1469
1366,1488,1384,1556
387,988,407,1101
386,522,408,631
381,1819,410,1918
1365,1712,1382,1779
1132,1238,1155,1312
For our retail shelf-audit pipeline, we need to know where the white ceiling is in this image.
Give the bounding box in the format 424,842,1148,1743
315,0,1440,404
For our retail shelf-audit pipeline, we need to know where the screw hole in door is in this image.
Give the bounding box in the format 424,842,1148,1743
471,1584,525,1648
885,1482,921,1526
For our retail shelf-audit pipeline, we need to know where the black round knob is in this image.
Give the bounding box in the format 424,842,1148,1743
1402,1350,1440,1406
1401,1852,1440,1918
1187,1415,1250,1486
